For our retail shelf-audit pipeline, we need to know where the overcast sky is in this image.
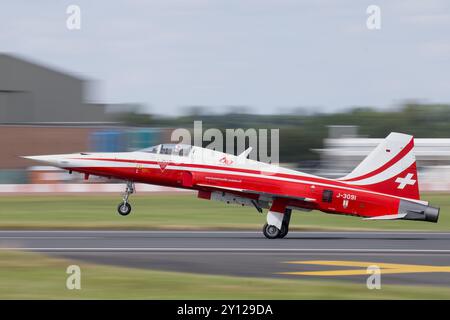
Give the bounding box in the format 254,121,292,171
1,0,450,115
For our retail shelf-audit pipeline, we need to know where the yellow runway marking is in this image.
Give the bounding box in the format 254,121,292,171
278,260,450,276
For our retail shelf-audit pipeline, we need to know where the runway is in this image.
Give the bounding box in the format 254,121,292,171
1,230,450,286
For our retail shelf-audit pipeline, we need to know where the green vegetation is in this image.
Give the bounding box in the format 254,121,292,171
0,193,448,231
1,250,450,299
120,103,450,163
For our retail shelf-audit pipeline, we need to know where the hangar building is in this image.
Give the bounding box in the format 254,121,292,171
0,53,111,123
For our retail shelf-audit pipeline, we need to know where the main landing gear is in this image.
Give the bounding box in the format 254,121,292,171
263,209,291,239
117,181,134,216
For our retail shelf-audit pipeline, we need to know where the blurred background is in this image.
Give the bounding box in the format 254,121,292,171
1,52,450,192
1,0,450,192
1,58,450,192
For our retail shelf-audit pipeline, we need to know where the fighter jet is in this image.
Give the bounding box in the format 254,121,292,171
23,132,439,239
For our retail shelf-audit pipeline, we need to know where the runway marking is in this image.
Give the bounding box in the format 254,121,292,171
1,248,450,253
279,260,450,276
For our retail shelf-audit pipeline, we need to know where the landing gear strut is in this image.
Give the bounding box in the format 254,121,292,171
278,209,291,239
117,181,134,216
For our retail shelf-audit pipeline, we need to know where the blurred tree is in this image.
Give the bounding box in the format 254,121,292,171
115,102,450,165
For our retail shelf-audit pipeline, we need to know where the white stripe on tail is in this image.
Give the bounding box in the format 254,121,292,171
339,132,420,200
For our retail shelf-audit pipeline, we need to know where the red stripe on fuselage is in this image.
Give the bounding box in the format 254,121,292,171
70,157,353,188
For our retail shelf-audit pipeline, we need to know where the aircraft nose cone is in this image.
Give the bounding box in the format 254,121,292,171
22,155,51,161
21,155,70,167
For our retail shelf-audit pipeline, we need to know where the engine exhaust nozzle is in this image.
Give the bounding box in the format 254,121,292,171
424,205,439,223
399,200,440,223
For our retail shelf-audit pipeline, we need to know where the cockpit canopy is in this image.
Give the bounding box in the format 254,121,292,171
139,144,192,157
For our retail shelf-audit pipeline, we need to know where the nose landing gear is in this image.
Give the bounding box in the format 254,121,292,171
117,181,134,216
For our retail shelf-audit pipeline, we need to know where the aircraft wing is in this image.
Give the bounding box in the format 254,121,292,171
195,183,316,203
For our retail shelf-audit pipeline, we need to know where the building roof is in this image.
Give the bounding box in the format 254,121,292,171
0,53,85,82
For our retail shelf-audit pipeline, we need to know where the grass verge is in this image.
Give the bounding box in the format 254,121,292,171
1,250,450,299
0,193,448,231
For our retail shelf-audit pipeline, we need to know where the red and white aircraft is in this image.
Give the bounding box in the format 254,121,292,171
24,132,439,239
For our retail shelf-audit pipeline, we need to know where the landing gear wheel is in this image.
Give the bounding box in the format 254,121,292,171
117,181,134,216
278,223,288,238
263,223,281,239
117,202,132,216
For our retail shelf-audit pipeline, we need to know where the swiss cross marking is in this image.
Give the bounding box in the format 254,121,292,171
395,173,416,189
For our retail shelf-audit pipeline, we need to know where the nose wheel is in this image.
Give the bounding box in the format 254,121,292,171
117,181,134,216
117,202,132,216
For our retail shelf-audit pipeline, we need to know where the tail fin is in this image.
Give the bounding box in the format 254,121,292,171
339,132,420,200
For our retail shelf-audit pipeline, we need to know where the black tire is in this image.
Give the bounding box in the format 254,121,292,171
278,223,288,238
117,202,132,216
263,223,281,239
